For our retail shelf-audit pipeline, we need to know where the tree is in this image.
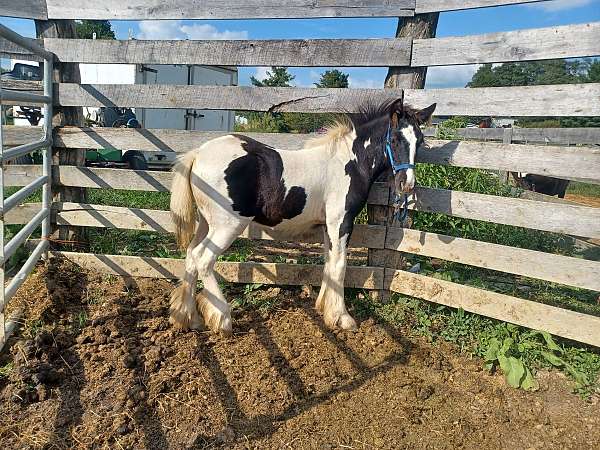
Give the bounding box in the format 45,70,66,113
251,67,294,87
75,20,116,40
467,59,600,127
467,60,584,88
315,70,349,88
588,60,600,82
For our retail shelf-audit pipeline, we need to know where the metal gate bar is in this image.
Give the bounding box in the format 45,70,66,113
0,23,54,350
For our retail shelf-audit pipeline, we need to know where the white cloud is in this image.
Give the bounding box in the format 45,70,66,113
425,64,481,89
253,67,270,82
138,21,185,40
309,70,321,81
180,24,248,40
138,21,248,40
529,0,593,12
348,77,381,89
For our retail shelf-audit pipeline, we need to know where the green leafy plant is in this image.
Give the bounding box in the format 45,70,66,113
484,328,590,391
0,362,13,380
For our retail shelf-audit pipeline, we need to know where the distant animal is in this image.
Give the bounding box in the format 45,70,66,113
169,99,436,335
511,173,570,198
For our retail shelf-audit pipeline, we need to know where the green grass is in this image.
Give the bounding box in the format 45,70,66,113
347,291,600,396
0,362,13,380
88,188,170,209
567,182,600,197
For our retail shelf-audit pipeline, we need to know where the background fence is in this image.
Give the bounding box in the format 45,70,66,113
1,0,599,349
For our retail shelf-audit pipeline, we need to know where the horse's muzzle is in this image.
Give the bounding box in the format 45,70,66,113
394,169,415,194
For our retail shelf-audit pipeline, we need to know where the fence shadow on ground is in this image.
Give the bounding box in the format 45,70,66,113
186,302,412,448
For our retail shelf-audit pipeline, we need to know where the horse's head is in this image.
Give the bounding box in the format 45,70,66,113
386,100,436,195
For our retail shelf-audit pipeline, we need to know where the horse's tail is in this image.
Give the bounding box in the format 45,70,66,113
171,151,198,250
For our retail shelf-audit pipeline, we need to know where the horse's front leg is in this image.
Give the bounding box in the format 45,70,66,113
315,221,357,331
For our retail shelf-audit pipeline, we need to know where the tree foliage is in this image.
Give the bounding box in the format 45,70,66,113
315,69,349,88
75,20,116,40
239,67,351,134
467,58,599,127
250,67,295,87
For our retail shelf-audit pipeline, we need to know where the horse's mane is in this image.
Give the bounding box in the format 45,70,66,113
303,98,413,153
303,116,354,153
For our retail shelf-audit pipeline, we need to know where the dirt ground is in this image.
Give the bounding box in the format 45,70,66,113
564,193,600,208
1,258,599,450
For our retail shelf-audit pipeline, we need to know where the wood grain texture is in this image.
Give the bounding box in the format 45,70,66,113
55,84,402,112
424,127,600,146
419,140,600,182
50,127,600,181
0,0,48,19
3,126,44,147
386,269,600,348
1,79,43,106
52,202,385,249
42,37,412,67
48,127,600,182
49,251,385,289
385,227,600,291
367,184,600,239
44,0,414,19
9,81,599,116
412,22,600,66
36,19,89,243
52,127,312,152
404,83,600,117
3,201,386,249
6,166,598,239
3,202,43,225
0,36,41,61
415,0,548,13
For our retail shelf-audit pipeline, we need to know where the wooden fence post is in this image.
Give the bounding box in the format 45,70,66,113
500,127,513,184
34,19,88,247
368,12,439,300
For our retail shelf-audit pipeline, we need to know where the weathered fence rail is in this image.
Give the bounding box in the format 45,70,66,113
0,0,553,20
1,0,599,349
4,21,599,66
424,127,600,146
3,81,599,116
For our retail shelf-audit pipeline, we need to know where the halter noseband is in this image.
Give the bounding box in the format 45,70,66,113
385,124,415,223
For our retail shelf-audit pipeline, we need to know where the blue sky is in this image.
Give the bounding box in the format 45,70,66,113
2,0,599,88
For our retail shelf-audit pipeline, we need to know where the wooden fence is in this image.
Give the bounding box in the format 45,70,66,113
1,0,600,348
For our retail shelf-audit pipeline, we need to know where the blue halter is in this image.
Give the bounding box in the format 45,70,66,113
385,125,415,222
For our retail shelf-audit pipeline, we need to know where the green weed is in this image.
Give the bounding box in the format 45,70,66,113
347,291,600,396
218,240,254,262
0,362,13,380
567,182,600,197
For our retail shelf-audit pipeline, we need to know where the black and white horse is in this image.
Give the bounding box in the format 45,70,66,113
169,99,436,335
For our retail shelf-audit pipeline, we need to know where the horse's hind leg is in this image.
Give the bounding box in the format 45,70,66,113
192,219,247,336
170,215,208,330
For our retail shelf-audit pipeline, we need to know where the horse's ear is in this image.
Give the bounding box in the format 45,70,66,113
416,103,436,125
390,98,403,128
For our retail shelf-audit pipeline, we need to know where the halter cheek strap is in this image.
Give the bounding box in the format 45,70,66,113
385,125,416,174
385,125,414,222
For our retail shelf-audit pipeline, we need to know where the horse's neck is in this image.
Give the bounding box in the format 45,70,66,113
355,138,391,186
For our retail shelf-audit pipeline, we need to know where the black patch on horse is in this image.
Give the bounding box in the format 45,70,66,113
338,159,369,243
224,135,307,226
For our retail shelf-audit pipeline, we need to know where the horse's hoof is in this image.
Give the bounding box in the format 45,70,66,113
219,317,233,337
337,313,358,332
169,311,202,331
324,312,357,331
197,292,233,336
